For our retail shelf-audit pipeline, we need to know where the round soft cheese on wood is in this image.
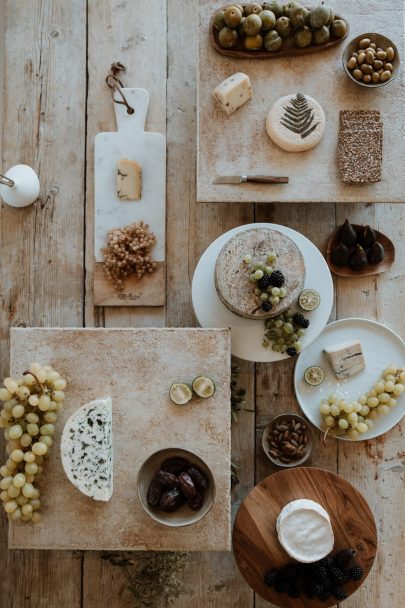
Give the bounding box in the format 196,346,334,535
214,227,305,320
277,499,334,563
266,93,325,152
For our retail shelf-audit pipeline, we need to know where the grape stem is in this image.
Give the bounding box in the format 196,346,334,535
323,424,338,446
23,370,46,393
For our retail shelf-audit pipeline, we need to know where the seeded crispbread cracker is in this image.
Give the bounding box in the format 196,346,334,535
338,111,383,183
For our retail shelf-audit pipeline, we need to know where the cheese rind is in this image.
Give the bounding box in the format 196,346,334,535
213,72,252,116
61,397,113,501
117,159,142,200
277,499,334,563
324,340,365,379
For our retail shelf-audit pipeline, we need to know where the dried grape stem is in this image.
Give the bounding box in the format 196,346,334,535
23,370,46,393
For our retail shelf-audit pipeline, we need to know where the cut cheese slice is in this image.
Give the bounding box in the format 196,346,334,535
277,499,334,563
266,93,325,152
324,340,365,379
61,397,113,501
117,159,142,200
213,72,252,116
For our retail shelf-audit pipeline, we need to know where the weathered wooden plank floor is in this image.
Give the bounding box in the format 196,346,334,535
0,1,404,607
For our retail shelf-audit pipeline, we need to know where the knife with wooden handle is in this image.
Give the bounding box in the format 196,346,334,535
213,175,289,184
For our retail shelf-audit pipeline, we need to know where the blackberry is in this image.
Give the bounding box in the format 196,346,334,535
286,347,297,357
318,588,332,602
280,564,299,581
333,586,348,601
313,566,329,583
350,564,364,581
269,270,285,287
292,312,310,328
287,583,301,598
274,579,288,594
318,554,334,569
261,302,272,313
258,274,272,290
330,566,350,585
264,569,279,588
305,581,322,598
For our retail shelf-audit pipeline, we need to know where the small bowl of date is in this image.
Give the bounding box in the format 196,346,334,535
262,413,314,468
343,33,400,88
137,447,216,527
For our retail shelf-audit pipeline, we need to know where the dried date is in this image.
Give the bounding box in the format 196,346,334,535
147,478,164,507
161,457,189,475
188,465,208,491
159,488,184,512
156,470,178,488
178,472,196,499
188,491,204,511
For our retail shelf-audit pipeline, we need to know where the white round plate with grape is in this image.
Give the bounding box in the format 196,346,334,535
192,223,333,362
294,318,405,441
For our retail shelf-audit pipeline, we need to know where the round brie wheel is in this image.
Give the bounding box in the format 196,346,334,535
266,93,325,153
276,499,334,563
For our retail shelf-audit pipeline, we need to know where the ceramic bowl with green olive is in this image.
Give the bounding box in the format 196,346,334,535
343,33,400,88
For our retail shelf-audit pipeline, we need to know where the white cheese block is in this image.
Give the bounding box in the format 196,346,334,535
117,159,142,200
324,340,365,379
277,499,334,563
61,397,113,501
266,93,325,152
213,72,252,116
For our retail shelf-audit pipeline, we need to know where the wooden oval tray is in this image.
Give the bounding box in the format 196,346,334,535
233,467,377,608
326,224,395,278
209,6,349,59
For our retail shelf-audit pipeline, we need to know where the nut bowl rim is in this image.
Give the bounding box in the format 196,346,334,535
262,412,314,468
137,447,216,527
342,32,400,89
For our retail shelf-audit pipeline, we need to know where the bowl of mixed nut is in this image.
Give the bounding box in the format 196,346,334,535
262,413,314,468
343,33,400,88
137,447,216,527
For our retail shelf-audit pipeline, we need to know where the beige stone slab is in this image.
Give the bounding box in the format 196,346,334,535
197,0,405,203
9,327,231,551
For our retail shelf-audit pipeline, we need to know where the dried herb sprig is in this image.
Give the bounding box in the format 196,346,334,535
231,362,252,422
101,550,191,607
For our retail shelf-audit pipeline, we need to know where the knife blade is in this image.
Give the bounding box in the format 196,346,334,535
213,175,289,185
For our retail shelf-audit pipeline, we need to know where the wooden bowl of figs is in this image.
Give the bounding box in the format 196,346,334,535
326,219,395,278
137,448,216,527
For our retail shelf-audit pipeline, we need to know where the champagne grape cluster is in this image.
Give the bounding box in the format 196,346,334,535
320,365,405,440
0,362,67,522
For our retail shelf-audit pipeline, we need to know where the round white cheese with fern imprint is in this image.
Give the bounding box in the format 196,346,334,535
266,93,325,152
61,397,113,501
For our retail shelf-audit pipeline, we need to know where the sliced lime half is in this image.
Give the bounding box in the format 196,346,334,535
304,366,325,386
169,383,193,405
192,376,216,399
299,289,321,311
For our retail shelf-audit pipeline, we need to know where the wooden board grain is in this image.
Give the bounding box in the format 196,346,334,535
94,262,165,306
233,467,377,608
9,327,232,551
197,0,405,204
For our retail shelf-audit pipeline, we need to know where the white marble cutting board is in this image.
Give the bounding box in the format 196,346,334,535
94,88,166,306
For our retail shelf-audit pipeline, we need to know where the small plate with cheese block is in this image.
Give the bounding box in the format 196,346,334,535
192,223,333,362
294,318,405,441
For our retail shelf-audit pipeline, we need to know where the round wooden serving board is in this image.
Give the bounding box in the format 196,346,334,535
210,7,349,60
233,467,377,608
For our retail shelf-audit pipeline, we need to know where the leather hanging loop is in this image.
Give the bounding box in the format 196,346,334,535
105,62,135,115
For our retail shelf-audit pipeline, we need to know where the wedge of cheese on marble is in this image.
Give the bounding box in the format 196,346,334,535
117,159,142,200
61,397,113,501
212,72,252,116
277,499,334,563
324,340,365,379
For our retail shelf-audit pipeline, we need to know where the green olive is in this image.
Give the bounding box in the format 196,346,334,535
218,26,239,49
243,13,262,35
330,18,347,39
259,9,276,30
347,56,357,70
371,72,380,83
264,29,283,51
376,50,386,61
366,51,375,64
373,60,384,70
380,70,392,82
275,16,293,39
362,74,372,83
358,38,371,49
353,69,363,80
244,33,264,50
384,62,393,71
245,3,263,15
213,10,226,31
224,5,243,28
357,52,366,65
314,25,330,45
360,63,373,74
294,26,312,48
386,47,395,61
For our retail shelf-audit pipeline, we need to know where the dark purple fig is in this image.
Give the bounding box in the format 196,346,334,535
338,219,358,247
178,472,197,499
159,488,184,512
161,457,189,475
332,242,350,266
188,491,205,511
334,548,356,570
359,225,377,248
349,245,368,270
155,470,178,488
367,241,385,265
188,466,209,491
147,478,164,507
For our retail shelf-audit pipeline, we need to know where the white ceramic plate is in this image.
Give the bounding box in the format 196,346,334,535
294,318,405,441
192,223,333,362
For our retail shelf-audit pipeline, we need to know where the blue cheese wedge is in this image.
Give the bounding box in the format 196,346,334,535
324,340,365,379
212,72,252,116
277,499,334,563
117,159,142,200
61,397,113,501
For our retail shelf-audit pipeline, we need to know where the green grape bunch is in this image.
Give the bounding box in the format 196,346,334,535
0,362,67,522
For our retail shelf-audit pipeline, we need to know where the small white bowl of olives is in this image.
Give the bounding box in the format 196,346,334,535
343,33,400,88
